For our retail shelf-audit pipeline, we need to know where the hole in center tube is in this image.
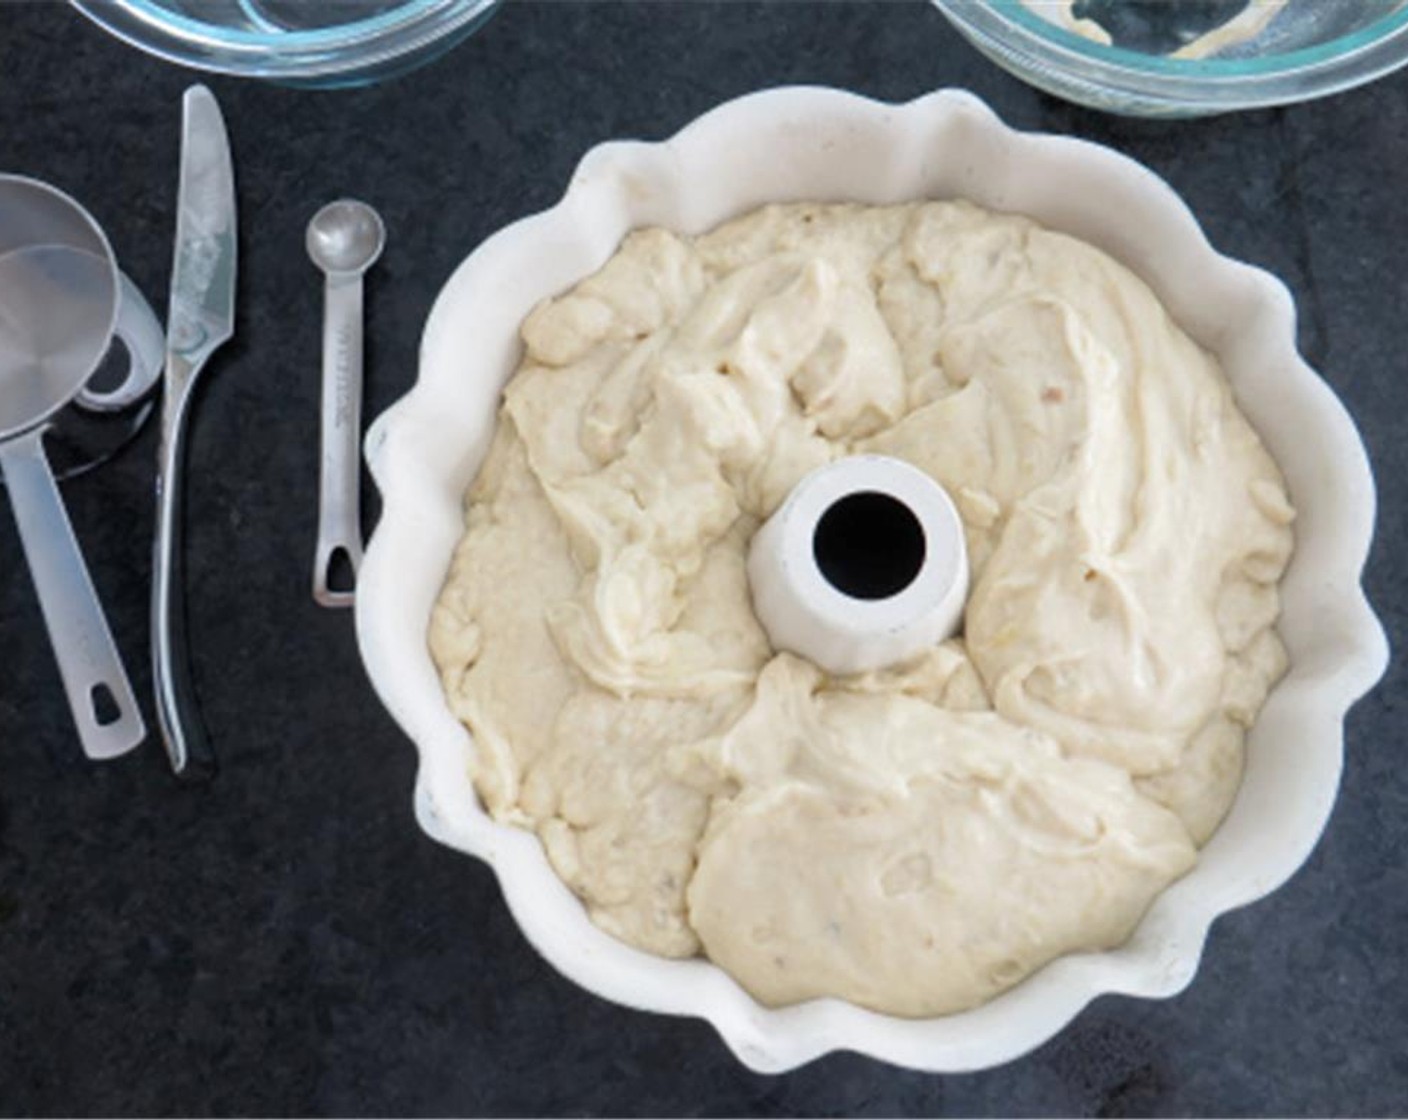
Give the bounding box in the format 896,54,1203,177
813,490,926,601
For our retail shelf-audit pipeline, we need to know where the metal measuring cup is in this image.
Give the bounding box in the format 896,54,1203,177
0,174,161,759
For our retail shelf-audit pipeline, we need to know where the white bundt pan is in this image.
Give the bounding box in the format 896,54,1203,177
355,87,1389,1073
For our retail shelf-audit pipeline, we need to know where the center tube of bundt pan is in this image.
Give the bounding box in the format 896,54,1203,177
746,455,969,676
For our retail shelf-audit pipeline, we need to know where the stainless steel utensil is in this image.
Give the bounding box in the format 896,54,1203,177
152,85,237,779
75,272,167,414
0,271,167,487
0,174,149,759
305,199,384,608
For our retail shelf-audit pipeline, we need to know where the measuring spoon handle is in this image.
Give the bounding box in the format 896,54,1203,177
0,428,145,759
312,274,364,608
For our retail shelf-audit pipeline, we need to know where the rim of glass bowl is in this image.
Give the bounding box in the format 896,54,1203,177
934,0,1408,109
69,0,498,81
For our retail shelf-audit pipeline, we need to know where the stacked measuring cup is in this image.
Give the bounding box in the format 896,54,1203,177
0,175,164,759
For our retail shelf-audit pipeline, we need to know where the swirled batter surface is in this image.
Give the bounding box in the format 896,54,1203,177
430,201,1294,1016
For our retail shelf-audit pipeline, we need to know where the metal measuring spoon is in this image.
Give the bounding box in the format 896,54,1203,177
306,199,384,608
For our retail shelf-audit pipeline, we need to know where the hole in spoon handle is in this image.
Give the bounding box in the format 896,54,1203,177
314,538,361,608
91,682,121,726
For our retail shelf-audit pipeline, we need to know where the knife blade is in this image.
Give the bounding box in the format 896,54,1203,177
152,83,237,780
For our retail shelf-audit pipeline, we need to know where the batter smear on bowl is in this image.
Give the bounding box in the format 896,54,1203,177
429,200,1294,1017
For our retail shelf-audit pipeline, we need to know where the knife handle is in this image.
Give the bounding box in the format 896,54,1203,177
152,381,216,782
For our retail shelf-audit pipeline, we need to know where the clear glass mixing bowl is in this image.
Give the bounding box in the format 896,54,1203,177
70,0,499,87
931,0,1408,116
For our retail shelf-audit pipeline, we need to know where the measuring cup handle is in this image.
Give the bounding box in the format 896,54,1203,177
75,271,165,413
0,429,145,759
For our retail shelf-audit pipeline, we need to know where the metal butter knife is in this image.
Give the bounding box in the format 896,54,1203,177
153,84,237,780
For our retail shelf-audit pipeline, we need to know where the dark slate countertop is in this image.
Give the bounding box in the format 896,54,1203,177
0,2,1403,1115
